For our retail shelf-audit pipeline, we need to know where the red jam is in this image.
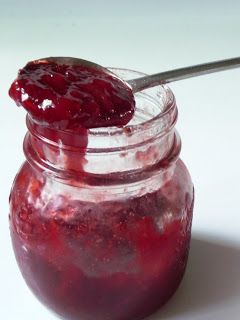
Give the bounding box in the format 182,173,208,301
9,61,194,320
9,59,135,129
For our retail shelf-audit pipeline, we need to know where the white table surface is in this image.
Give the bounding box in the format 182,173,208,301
1,1,240,319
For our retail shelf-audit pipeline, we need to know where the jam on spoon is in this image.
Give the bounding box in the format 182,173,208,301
10,56,240,130
9,58,135,130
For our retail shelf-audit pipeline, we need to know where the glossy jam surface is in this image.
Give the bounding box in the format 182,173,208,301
9,60,135,129
10,160,193,320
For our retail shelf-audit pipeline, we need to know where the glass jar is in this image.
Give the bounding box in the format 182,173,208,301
9,69,194,320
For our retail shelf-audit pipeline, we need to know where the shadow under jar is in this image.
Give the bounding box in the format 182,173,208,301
9,69,194,320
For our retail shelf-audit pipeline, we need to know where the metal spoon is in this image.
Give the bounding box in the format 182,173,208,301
37,56,240,93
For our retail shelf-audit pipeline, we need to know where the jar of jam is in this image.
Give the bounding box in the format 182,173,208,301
9,68,194,320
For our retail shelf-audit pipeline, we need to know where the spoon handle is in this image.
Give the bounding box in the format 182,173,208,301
128,57,240,93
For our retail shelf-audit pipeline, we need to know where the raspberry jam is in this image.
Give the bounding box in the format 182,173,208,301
9,58,135,129
9,66,194,320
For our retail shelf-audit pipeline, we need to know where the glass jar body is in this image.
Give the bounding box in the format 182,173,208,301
10,157,193,320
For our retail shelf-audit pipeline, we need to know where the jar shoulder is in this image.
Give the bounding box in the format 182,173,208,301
10,159,193,228
10,161,45,205
10,158,193,202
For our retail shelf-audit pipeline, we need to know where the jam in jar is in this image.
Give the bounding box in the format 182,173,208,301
9,66,194,320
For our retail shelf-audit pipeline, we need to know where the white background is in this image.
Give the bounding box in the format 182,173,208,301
1,0,240,319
